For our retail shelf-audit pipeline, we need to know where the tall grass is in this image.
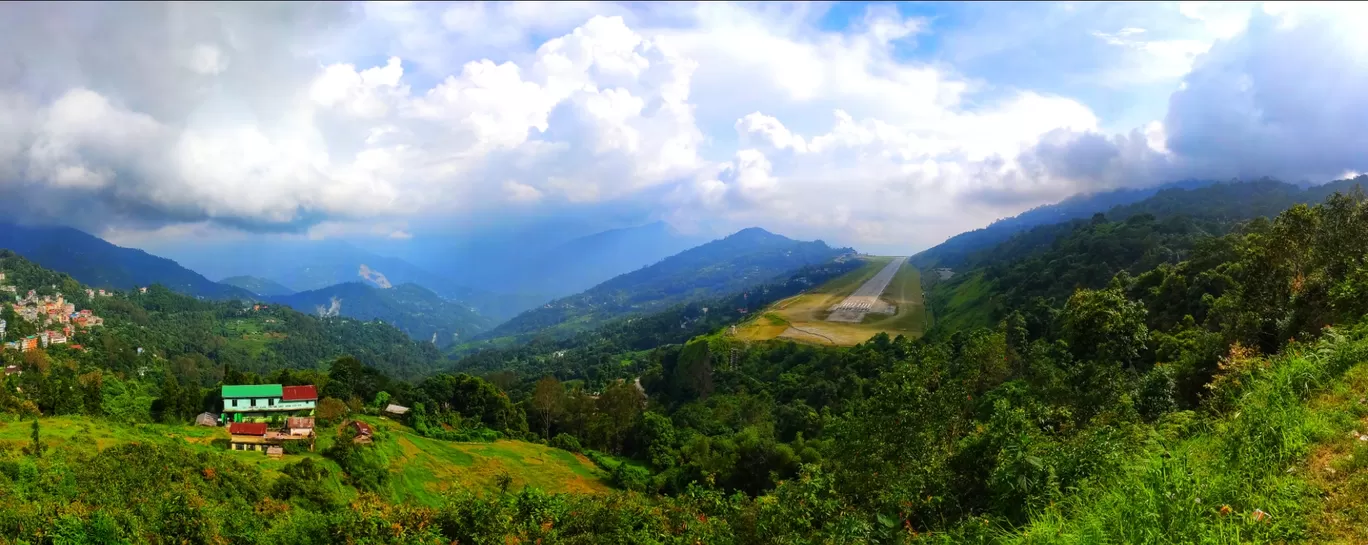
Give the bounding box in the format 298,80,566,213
995,326,1368,544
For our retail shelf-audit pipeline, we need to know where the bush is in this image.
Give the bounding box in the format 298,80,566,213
549,433,582,453
281,439,311,455
610,462,651,492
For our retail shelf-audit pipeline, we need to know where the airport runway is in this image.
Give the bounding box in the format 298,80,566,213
826,257,905,322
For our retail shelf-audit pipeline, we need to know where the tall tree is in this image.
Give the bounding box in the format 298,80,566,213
530,376,565,440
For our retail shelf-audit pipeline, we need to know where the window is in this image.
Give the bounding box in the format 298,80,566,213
269,398,275,407
231,399,238,408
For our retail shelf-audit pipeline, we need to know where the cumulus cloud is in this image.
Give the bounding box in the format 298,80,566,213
2,1,1367,254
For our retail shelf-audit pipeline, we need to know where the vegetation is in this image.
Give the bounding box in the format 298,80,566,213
10,181,1368,542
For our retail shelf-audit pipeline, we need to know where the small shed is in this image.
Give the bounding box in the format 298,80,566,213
350,421,374,444
195,412,219,427
383,404,409,417
266,446,284,459
286,417,315,436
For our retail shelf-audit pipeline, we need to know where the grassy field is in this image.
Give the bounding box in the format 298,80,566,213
734,256,928,346
0,414,611,506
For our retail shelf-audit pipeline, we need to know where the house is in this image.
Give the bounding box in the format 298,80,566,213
266,446,283,459
195,412,219,427
350,421,374,444
20,337,38,352
139,287,147,294
286,416,315,436
383,404,409,417
4,365,20,376
221,383,318,424
227,422,270,451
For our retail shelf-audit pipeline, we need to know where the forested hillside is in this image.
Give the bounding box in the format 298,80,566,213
479,227,852,341
0,223,257,300
12,186,1368,543
923,177,1368,334
271,282,495,347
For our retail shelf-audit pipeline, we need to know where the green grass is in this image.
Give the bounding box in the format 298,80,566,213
0,414,611,507
926,271,998,335
734,256,926,345
995,328,1368,544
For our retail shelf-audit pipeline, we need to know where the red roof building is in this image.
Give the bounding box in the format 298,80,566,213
282,385,318,402
228,422,268,436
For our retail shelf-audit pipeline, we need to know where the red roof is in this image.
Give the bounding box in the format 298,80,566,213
228,422,267,436
282,385,318,401
351,421,373,435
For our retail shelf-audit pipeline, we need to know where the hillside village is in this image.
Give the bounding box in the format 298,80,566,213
0,271,107,354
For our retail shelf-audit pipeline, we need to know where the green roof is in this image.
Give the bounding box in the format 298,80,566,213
221,384,283,398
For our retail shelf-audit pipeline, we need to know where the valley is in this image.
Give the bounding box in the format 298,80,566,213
733,255,927,345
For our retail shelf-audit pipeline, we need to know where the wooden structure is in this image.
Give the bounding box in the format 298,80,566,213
383,404,409,417
350,421,374,444
195,412,219,427
286,417,315,436
266,446,283,459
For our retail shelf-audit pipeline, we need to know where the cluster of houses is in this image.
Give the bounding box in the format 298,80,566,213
0,283,105,352
202,383,329,458
200,383,403,458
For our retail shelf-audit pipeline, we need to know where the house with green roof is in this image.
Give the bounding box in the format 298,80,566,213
221,384,318,424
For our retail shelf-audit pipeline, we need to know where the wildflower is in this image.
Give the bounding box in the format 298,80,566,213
1252,509,1269,522
1219,505,1232,517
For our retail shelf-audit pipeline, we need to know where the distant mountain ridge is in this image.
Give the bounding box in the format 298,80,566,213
478,227,853,341
0,223,257,300
220,275,295,297
145,238,541,321
269,282,495,347
911,179,1218,270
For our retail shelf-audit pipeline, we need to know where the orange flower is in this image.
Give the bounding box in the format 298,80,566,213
1219,505,1232,517
1252,509,1269,522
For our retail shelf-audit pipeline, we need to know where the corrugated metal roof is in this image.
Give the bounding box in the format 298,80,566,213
281,385,317,401
228,422,268,435
221,384,283,398
351,421,373,435
286,417,314,429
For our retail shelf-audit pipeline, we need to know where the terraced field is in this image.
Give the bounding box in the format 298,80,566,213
733,256,927,346
0,415,611,505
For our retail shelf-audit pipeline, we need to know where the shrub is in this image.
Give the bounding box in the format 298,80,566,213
610,463,650,492
549,433,582,453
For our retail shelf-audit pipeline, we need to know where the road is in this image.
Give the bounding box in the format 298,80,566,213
826,257,905,322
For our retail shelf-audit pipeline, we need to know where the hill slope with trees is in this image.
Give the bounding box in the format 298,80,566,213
480,227,853,342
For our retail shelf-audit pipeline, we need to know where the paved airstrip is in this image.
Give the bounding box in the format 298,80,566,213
826,256,905,323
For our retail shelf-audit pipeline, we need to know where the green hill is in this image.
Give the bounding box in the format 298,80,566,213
480,227,853,341
0,222,258,301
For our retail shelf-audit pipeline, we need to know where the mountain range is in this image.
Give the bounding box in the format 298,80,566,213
269,282,495,348
0,223,256,300
477,227,852,342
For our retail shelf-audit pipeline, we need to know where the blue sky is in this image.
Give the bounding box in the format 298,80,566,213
0,1,1365,256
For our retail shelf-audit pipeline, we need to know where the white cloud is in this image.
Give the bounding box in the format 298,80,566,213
1,1,1367,254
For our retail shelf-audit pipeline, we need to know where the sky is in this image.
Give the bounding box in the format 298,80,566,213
1,1,1367,255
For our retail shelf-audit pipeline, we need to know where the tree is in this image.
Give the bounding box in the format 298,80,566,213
317,397,348,425
27,418,41,457
530,376,565,440
597,380,645,453
1060,287,1150,368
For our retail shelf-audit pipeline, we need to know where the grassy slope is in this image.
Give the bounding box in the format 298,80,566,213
0,415,610,507
924,271,998,335
734,256,927,346
996,329,1368,544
